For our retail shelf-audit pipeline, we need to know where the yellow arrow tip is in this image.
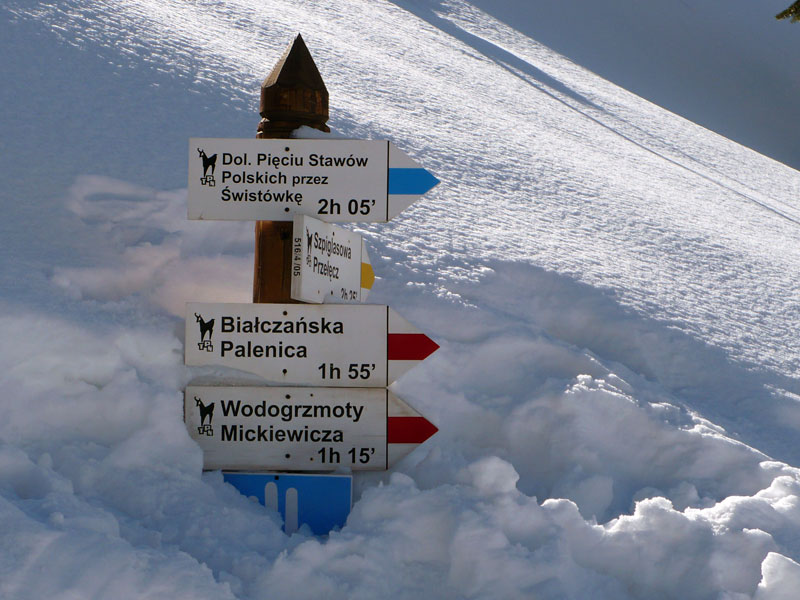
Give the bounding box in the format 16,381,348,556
361,262,375,290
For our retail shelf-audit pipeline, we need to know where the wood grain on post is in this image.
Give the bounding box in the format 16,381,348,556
253,34,330,303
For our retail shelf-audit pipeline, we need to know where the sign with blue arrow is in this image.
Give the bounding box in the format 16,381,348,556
188,138,439,222
223,471,352,535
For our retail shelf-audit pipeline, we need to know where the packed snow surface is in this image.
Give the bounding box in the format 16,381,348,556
2,1,800,598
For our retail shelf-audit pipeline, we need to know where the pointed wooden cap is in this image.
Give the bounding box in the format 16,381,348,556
259,34,329,133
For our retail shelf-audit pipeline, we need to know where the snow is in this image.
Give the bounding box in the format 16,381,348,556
2,0,800,598
466,0,800,171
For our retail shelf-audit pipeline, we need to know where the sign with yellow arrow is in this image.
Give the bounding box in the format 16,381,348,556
290,215,374,303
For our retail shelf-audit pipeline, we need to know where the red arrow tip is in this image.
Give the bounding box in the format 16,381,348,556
388,333,439,361
387,416,438,444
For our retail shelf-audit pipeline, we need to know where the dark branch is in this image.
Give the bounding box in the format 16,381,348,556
776,1,800,22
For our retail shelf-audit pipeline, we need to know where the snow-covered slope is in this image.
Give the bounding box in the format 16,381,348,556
2,1,800,598
469,0,800,170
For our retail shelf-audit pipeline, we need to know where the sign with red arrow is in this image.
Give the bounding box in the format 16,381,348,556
185,302,438,386
186,385,437,471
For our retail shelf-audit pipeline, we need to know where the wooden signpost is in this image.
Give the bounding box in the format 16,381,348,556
184,34,440,533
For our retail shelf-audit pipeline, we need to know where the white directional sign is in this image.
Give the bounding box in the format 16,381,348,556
291,214,373,303
186,386,438,471
185,302,438,386
188,138,439,222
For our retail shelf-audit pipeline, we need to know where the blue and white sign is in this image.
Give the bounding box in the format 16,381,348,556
188,138,439,222
223,471,352,535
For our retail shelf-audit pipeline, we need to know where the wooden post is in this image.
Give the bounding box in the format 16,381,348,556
253,34,330,303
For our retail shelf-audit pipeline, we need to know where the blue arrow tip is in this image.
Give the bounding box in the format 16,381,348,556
388,168,440,195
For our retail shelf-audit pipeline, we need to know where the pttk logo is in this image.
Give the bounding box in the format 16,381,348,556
194,396,215,437
306,227,313,267
197,148,217,186
194,312,215,352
